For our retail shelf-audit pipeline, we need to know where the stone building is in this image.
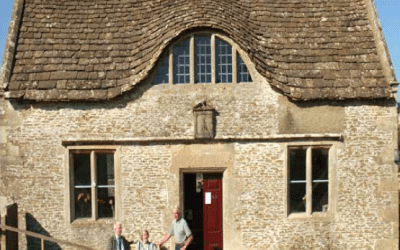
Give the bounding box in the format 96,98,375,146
0,0,398,249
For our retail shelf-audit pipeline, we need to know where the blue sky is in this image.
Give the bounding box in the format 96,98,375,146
0,0,398,96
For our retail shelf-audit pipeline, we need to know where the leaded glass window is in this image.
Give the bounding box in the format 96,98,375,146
195,35,212,83
216,38,232,83
153,33,253,85
173,38,190,84
237,53,251,83
154,55,169,84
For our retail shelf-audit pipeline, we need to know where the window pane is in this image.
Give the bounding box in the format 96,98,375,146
154,55,169,84
289,148,306,214
289,148,306,181
237,53,252,83
73,154,91,186
174,39,190,84
289,183,306,213
74,188,92,219
312,182,328,212
195,35,211,83
73,154,91,219
98,187,115,218
312,148,329,212
312,148,329,181
97,153,115,218
96,153,114,186
216,38,232,83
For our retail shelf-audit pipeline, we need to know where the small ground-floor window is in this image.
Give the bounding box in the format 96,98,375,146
288,146,330,215
69,148,116,221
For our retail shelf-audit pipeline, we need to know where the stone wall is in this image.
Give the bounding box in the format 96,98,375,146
0,77,398,249
232,101,398,249
335,103,398,249
120,144,171,242
0,79,279,249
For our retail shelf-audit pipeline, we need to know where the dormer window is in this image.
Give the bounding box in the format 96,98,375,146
153,55,169,84
174,38,191,84
216,38,232,83
237,53,251,83
195,35,212,83
154,33,252,84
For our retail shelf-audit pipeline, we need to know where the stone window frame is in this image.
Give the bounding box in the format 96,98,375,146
284,142,337,220
65,145,122,224
152,31,253,85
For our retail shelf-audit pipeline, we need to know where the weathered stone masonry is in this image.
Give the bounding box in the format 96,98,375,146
0,0,398,249
1,82,398,249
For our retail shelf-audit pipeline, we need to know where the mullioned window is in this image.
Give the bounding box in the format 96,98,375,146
154,33,252,85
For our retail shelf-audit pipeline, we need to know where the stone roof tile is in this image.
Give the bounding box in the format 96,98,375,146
1,0,397,101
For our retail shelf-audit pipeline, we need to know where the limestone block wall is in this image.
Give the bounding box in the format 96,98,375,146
0,81,279,249
231,102,398,250
0,79,398,250
120,144,171,242
334,103,398,249
234,142,336,249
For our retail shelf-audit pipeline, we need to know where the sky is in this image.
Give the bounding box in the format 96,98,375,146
0,0,398,98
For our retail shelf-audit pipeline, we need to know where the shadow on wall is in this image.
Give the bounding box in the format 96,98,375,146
6,203,18,250
26,213,61,250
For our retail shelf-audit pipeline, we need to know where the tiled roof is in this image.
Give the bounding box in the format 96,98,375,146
1,0,397,101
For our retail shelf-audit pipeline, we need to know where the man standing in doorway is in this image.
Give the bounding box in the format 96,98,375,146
107,221,130,250
158,206,193,250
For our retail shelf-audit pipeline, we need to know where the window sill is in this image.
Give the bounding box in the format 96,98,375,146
287,211,333,222
70,218,115,228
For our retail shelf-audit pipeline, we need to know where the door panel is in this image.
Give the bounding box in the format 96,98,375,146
183,174,204,250
203,174,223,250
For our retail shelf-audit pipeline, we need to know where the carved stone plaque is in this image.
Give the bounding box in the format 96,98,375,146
193,101,215,139
194,110,214,139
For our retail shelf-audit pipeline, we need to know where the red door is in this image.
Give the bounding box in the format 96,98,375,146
203,174,223,250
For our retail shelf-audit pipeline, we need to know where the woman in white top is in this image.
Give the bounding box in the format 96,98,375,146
136,230,157,250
